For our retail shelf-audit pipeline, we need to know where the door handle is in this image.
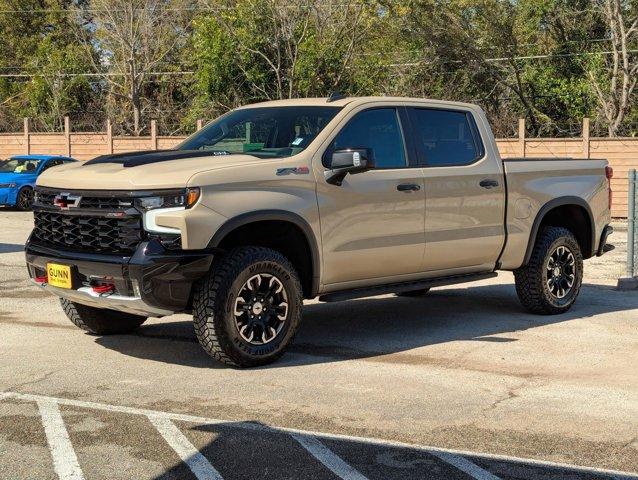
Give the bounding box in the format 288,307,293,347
397,183,421,192
479,179,499,189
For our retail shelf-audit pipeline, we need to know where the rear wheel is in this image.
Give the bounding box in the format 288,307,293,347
60,298,147,334
192,247,303,367
514,226,583,314
16,186,34,211
396,288,430,297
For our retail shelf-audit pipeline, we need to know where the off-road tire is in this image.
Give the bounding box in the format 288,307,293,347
514,226,583,315
192,247,303,367
60,298,147,334
396,288,430,297
16,186,34,211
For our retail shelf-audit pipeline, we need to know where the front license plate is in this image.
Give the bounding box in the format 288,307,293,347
46,263,73,289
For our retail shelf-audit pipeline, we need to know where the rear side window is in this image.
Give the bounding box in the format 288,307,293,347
408,108,484,167
328,108,406,169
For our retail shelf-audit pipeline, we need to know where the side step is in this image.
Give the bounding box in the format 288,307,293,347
318,271,498,303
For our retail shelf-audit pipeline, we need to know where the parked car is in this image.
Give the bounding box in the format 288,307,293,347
0,155,77,210
25,96,614,367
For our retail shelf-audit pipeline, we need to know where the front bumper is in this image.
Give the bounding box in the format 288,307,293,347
25,237,215,317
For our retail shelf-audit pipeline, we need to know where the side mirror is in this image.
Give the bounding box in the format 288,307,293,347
325,148,374,185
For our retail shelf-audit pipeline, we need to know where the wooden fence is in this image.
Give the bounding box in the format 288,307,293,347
0,117,635,217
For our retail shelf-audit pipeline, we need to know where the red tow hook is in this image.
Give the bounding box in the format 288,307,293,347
92,283,115,294
34,275,48,284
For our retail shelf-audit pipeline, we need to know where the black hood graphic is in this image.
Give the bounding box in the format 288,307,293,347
84,149,230,168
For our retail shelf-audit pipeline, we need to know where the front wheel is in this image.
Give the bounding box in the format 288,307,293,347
514,226,583,314
192,247,303,367
16,186,34,211
60,299,147,334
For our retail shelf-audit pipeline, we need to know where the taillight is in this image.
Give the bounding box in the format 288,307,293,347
606,166,613,210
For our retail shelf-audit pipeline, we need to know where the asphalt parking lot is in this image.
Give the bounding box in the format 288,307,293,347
1,210,637,480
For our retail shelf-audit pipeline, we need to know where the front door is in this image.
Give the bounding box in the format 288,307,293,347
316,107,426,288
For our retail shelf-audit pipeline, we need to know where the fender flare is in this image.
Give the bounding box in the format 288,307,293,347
208,210,321,297
522,196,595,265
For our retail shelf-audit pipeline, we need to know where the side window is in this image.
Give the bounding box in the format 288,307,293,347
408,108,483,167
41,159,63,171
328,108,406,169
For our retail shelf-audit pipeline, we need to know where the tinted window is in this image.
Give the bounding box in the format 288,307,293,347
330,108,406,168
42,159,64,171
178,106,341,159
0,158,41,173
409,109,482,166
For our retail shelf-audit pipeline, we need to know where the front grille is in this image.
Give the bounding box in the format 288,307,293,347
36,190,134,209
32,210,143,254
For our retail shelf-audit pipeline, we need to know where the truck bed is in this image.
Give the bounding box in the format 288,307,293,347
498,157,610,269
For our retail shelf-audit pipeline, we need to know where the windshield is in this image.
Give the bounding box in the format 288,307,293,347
0,158,42,174
178,106,342,159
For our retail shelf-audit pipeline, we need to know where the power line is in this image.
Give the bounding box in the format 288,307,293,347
0,5,356,13
1,47,636,78
384,49,638,68
0,71,194,78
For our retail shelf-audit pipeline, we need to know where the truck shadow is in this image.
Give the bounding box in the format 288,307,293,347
0,242,24,254
94,281,638,369
149,420,634,480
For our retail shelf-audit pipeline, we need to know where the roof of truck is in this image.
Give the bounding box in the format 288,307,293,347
239,96,478,110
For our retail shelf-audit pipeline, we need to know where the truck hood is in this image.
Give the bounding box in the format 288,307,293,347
36,150,264,190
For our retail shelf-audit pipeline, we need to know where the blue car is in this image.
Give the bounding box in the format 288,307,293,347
0,155,77,210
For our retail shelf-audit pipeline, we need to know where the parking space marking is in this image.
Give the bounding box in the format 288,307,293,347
430,451,501,480
290,433,370,480
3,391,638,480
148,415,223,480
36,400,85,480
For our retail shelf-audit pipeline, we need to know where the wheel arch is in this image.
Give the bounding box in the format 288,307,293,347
208,210,320,298
522,196,595,265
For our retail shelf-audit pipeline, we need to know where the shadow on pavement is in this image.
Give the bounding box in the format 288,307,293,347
0,243,24,254
151,420,631,480
94,281,638,369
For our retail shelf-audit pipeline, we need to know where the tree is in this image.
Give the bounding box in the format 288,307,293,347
588,0,638,136
73,0,195,134
190,0,386,116
0,0,96,131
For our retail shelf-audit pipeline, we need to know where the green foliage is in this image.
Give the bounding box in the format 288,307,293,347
0,0,634,137
0,0,97,131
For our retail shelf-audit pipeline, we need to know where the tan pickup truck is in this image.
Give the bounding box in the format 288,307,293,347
25,96,614,367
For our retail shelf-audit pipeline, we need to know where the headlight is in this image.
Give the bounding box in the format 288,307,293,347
135,187,200,211
138,187,200,236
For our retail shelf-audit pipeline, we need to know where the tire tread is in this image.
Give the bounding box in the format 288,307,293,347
192,246,302,367
514,226,583,315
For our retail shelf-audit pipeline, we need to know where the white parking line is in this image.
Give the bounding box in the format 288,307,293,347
148,415,223,480
290,433,370,480
430,451,501,480
3,392,638,480
36,400,85,480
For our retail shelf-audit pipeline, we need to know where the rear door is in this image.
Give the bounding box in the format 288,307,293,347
316,106,426,287
406,106,505,274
